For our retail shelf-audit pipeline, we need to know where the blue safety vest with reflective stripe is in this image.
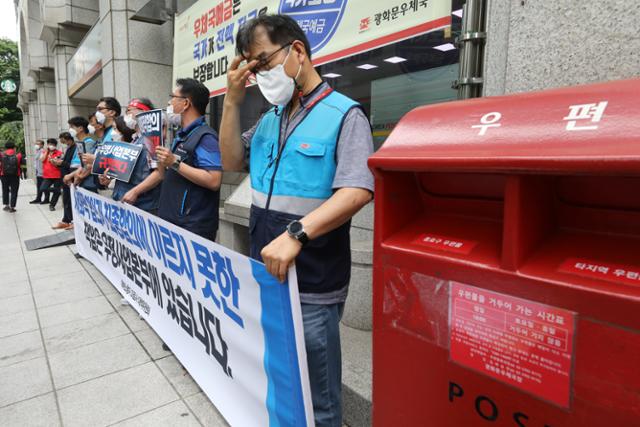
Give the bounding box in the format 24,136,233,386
250,90,359,211
249,90,360,295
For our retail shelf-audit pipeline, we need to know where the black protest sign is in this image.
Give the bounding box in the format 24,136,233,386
136,109,163,158
91,141,143,182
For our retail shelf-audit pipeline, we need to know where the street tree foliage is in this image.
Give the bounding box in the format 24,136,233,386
0,38,23,151
0,38,21,124
0,121,24,152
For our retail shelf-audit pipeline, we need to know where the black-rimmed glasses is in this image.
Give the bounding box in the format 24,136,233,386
249,43,292,74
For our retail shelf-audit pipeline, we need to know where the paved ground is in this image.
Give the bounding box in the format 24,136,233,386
0,180,228,426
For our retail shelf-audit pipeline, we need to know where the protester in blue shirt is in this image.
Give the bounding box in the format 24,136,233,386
155,78,222,241
64,116,98,193
95,97,120,144
81,98,120,193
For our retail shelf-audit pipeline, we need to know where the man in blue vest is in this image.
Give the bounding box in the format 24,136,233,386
95,97,120,143
219,15,374,427
67,116,99,194
156,78,222,241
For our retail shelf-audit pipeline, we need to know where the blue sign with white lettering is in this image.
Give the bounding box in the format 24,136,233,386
279,0,348,54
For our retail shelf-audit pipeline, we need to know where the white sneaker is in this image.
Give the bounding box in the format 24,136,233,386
120,298,130,306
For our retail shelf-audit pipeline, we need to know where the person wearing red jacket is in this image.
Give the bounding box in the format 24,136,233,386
40,138,64,211
1,141,24,212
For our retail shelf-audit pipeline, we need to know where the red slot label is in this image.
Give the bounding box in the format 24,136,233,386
559,257,640,287
414,234,477,255
449,282,576,408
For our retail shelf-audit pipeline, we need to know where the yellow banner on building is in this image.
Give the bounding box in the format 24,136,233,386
173,0,452,97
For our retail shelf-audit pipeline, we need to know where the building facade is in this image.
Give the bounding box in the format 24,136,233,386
15,0,175,174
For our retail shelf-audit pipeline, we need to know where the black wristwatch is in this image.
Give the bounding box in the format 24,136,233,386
170,157,182,171
287,220,309,246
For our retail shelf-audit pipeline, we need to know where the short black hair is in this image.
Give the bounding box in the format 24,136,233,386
36,139,44,145
176,78,209,116
47,138,57,146
114,116,136,143
236,14,312,59
5,141,15,149
68,116,89,133
59,132,73,142
99,96,122,116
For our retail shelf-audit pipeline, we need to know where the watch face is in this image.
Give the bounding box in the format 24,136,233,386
288,221,303,235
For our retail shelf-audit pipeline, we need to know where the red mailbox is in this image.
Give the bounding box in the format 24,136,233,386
368,79,640,426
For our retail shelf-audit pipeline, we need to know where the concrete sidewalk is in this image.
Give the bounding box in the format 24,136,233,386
0,180,228,426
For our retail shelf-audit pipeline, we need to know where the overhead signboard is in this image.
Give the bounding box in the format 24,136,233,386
173,0,452,97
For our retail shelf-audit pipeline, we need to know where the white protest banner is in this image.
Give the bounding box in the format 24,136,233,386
71,187,314,427
173,0,452,97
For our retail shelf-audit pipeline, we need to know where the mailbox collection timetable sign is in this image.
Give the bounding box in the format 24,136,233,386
449,282,576,408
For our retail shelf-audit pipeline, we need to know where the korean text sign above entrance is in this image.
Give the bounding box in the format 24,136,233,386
173,0,452,97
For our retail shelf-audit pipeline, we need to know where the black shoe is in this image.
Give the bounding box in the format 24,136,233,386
2,206,9,211
162,343,171,352
49,205,55,211
40,201,49,205
9,208,16,213
29,200,40,204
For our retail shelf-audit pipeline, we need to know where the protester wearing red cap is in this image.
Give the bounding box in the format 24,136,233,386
128,98,152,113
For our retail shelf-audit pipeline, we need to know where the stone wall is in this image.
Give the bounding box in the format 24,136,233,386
99,0,174,108
484,0,640,96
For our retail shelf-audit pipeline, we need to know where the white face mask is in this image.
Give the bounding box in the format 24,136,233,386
87,124,96,135
68,128,78,139
256,50,301,106
166,105,182,127
48,145,56,151
124,114,137,130
111,132,123,142
35,144,41,150
95,110,106,125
